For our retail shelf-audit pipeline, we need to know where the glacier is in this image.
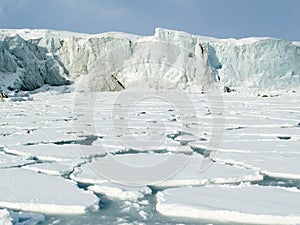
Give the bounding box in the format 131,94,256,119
0,28,299,92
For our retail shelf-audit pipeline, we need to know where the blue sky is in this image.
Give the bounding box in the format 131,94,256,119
0,0,299,41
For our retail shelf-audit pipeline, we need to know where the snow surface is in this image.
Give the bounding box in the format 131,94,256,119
157,185,300,224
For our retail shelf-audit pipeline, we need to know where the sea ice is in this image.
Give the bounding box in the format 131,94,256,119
215,151,300,179
157,185,300,224
0,152,33,169
22,162,76,176
152,154,263,188
9,211,45,225
0,168,99,214
88,184,151,201
72,152,192,186
3,144,105,162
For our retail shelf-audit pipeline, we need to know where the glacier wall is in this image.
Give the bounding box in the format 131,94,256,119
155,29,300,91
0,28,299,92
0,33,71,91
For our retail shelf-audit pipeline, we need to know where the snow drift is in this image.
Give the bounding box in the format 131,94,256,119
0,28,299,92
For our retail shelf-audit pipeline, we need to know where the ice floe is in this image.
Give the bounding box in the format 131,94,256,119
216,151,300,179
0,168,99,214
157,185,300,224
152,154,263,188
22,162,76,176
0,152,33,169
3,144,105,162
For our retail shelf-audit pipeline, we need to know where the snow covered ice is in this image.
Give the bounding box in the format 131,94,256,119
156,185,300,224
0,28,300,224
0,168,99,214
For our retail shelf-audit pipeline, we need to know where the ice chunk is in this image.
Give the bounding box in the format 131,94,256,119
88,183,151,201
70,164,107,185
0,168,99,214
10,211,45,225
174,134,197,145
0,209,12,225
157,185,300,224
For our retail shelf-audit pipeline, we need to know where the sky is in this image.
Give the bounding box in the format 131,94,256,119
0,0,299,41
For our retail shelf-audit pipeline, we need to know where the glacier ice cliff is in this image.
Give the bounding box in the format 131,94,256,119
0,28,299,92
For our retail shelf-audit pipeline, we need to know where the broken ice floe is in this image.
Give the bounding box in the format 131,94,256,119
157,185,300,224
0,168,99,214
88,184,151,201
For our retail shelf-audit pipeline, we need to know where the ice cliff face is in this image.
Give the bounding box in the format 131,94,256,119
0,33,71,91
0,28,299,92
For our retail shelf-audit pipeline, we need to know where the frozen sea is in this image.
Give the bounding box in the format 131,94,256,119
0,85,300,225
